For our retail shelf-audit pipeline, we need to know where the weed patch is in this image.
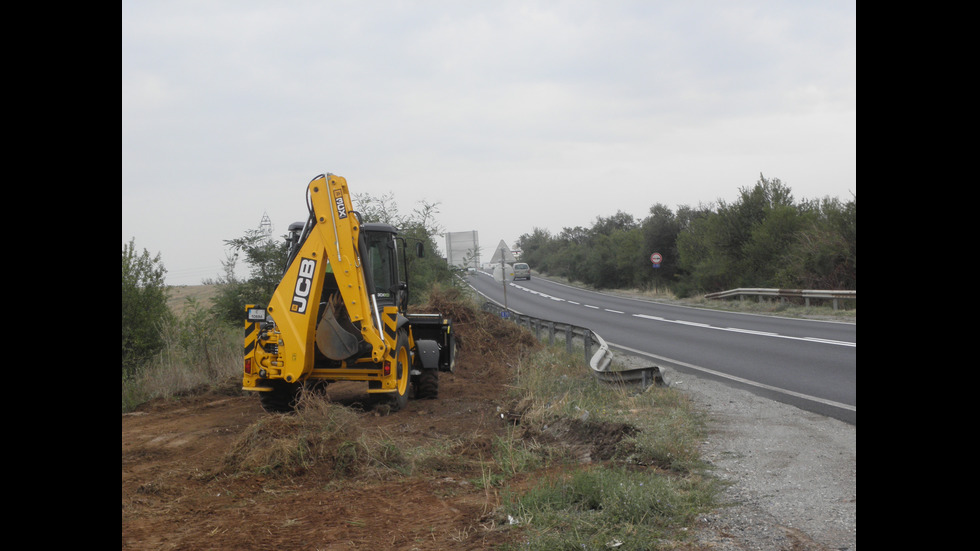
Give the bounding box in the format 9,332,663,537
505,465,719,550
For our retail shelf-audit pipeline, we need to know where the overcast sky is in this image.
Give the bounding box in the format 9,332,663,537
122,0,856,286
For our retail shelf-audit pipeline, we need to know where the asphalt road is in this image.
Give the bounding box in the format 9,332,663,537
465,271,856,425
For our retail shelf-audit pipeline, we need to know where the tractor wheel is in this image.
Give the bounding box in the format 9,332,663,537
390,330,410,411
259,379,302,413
415,369,438,399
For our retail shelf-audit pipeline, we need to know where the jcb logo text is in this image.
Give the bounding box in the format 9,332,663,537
290,258,317,313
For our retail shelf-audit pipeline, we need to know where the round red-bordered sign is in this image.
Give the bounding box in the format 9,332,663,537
650,253,662,264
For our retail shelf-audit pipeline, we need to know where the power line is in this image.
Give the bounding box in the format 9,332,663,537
259,211,274,236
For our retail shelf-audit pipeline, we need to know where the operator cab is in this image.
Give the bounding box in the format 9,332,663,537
361,223,401,308
361,223,425,312
281,218,420,312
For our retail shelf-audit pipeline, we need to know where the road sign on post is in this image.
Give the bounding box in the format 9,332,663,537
650,252,662,268
492,263,514,283
492,245,515,314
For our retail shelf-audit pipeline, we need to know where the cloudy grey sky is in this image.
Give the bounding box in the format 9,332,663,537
122,0,856,286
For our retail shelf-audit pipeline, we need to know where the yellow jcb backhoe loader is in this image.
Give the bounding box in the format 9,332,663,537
242,173,455,413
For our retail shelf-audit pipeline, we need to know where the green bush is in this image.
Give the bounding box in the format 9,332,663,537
122,238,174,375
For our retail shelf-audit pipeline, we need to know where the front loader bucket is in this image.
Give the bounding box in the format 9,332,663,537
316,295,360,360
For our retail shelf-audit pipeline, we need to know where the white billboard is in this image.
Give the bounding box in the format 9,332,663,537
445,230,480,269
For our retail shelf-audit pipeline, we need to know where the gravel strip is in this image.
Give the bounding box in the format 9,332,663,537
625,356,856,550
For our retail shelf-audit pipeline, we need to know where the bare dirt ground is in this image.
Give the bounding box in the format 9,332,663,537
123,294,541,550
125,286,855,550
122,378,521,550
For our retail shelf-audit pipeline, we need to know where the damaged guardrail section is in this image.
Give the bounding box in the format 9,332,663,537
480,301,664,388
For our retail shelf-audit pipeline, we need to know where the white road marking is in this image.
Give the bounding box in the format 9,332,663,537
633,314,855,347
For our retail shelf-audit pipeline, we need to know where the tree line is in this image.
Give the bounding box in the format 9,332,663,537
515,174,855,297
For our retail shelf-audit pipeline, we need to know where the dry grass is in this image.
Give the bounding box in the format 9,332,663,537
166,284,222,316
221,391,364,476
122,287,240,412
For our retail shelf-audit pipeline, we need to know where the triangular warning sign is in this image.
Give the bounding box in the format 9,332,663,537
489,241,517,263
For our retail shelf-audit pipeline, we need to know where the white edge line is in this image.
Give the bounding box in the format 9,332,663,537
467,278,855,413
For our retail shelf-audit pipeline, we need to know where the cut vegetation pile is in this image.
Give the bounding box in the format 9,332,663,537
122,286,719,550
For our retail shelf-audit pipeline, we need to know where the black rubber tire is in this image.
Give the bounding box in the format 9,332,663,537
389,330,410,411
259,379,302,413
415,369,438,399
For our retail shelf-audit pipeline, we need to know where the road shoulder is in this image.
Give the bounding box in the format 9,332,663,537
621,353,857,550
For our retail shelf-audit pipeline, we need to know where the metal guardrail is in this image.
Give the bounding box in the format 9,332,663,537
480,301,665,388
703,288,856,310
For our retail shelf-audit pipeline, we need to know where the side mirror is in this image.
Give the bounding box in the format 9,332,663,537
415,242,425,258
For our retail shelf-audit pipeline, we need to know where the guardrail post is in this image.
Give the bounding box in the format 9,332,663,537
565,326,573,355
548,322,555,346
584,331,593,363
